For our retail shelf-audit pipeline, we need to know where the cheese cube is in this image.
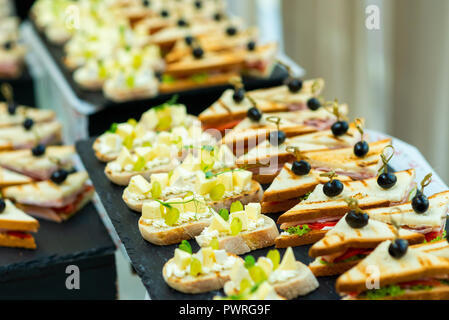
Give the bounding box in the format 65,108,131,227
104,134,121,150
116,147,134,168
230,211,248,231
174,248,191,270
209,213,230,233
151,173,169,189
116,123,134,139
189,124,202,138
278,247,298,271
201,247,215,268
134,123,147,139
135,147,153,161
183,195,208,213
142,201,162,219
166,198,184,213
254,282,277,300
129,175,152,195
195,173,217,195
157,132,172,145
140,109,158,130
181,153,200,171
245,203,261,220
233,170,252,189
217,172,233,191
257,257,273,276
171,126,188,140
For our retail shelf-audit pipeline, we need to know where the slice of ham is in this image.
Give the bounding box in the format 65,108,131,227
303,118,336,131
287,103,307,111
280,216,341,230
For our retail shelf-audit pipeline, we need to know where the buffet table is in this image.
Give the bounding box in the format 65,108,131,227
76,130,448,300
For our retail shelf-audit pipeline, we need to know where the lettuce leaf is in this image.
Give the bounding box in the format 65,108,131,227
286,224,310,237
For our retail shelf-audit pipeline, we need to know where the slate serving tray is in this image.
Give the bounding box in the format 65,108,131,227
0,202,116,282
76,137,344,300
30,20,288,112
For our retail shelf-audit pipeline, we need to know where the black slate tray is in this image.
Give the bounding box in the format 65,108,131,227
76,138,342,300
0,202,116,282
30,19,288,112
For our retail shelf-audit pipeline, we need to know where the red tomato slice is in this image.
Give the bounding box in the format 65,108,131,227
398,279,442,288
425,231,443,242
334,248,373,263
7,231,32,239
202,119,242,133
308,221,338,230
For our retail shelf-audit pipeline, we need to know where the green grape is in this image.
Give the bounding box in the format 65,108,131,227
239,279,252,294
190,257,202,277
151,181,161,199
126,75,135,88
98,64,107,79
132,54,143,69
142,141,152,147
200,149,215,172
248,266,267,284
218,208,229,221
244,255,256,268
179,240,192,254
157,115,172,131
133,156,146,171
230,217,242,236
209,183,225,201
267,249,281,270
230,201,244,213
164,207,180,226
127,118,138,127
209,237,219,250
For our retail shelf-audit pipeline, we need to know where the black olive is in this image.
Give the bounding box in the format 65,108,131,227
161,10,170,17
287,78,303,93
354,141,369,157
377,172,397,189
194,0,202,9
0,199,5,213
331,121,349,136
177,19,188,27
32,144,46,157
412,192,429,214
192,47,204,59
213,12,223,21
23,118,34,131
345,210,369,229
307,97,321,111
389,238,408,259
247,107,262,122
184,35,194,46
292,160,311,176
247,41,256,51
232,88,245,103
142,0,150,7
226,26,237,36
51,169,69,184
323,179,344,197
7,101,17,115
269,130,286,146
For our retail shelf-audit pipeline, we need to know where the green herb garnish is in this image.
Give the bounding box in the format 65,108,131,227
359,285,404,300
179,240,192,254
244,255,256,268
218,208,229,221
107,122,118,133
286,224,311,237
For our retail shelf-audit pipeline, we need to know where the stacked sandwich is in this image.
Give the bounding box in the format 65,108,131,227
0,87,94,250
30,0,279,102
0,0,26,79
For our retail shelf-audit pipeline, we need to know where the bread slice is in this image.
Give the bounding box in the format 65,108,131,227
343,285,449,300
105,159,179,186
162,253,242,294
275,229,327,248
139,216,213,246
270,263,320,299
195,215,279,255
123,180,263,212
198,79,324,127
0,121,62,150
336,240,449,294
309,216,425,257
277,169,416,225
309,259,360,277
0,167,32,187
412,240,449,259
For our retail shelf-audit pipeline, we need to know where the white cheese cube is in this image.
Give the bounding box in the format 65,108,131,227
157,132,172,145
166,198,184,213
230,211,248,231
142,201,162,219
195,172,217,195
135,147,153,161
104,133,121,150
129,175,152,195
201,247,215,268
140,109,158,130
116,147,134,168
151,173,169,189
171,105,187,126
230,260,251,286
245,203,261,220
209,213,230,233
183,195,208,213
217,172,233,191
116,123,134,139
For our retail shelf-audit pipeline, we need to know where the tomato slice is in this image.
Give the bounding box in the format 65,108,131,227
7,231,32,239
425,230,443,242
53,185,94,215
398,279,442,288
334,248,372,263
308,221,338,230
202,119,242,133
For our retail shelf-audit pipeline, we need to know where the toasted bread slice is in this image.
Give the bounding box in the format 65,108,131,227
336,240,449,294
162,252,242,294
0,103,55,128
309,215,425,257
277,169,416,226
123,179,263,212
159,71,240,93
412,240,449,259
269,263,320,299
342,285,449,300
0,167,33,187
275,229,327,248
195,215,279,255
139,216,213,246
0,121,62,150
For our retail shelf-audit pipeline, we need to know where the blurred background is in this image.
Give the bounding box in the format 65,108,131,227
229,0,449,185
